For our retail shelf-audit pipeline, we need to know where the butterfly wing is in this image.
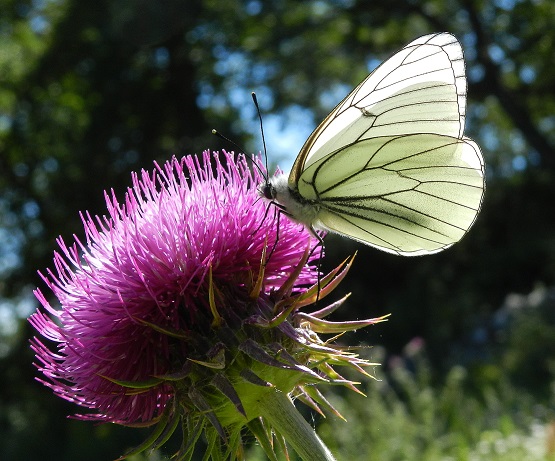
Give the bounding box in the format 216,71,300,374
288,32,484,255
297,133,485,255
290,32,467,183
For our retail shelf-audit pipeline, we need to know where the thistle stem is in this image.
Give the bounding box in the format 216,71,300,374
258,389,337,461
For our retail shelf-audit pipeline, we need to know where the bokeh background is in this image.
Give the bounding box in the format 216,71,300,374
1,0,555,459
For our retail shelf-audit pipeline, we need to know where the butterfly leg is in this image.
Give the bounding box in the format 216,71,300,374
256,200,289,263
307,226,325,303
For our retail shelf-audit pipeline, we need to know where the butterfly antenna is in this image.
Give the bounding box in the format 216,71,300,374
211,129,244,153
211,129,266,178
251,92,269,183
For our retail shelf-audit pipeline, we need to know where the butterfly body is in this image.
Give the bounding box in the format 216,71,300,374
261,174,320,228
260,33,485,256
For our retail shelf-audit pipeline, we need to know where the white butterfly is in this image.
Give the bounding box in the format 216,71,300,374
259,32,485,256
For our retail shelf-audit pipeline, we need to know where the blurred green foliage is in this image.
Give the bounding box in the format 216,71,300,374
128,344,555,461
247,344,554,461
1,0,555,459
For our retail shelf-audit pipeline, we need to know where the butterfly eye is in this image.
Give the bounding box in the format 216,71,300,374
264,183,276,200
258,183,275,200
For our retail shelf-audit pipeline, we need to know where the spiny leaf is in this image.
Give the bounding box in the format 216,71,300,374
100,375,163,390
248,418,280,461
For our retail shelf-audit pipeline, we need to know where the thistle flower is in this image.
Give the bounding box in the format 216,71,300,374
30,151,388,461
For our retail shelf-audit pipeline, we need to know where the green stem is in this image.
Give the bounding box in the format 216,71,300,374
258,389,337,461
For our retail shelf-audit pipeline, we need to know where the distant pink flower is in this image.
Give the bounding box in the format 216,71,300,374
30,150,386,460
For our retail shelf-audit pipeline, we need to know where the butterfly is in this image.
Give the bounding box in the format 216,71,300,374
259,32,485,256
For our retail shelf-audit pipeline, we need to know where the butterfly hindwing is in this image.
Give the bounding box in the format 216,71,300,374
296,133,484,255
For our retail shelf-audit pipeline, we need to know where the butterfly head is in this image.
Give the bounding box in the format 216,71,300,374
258,174,290,202
258,180,276,201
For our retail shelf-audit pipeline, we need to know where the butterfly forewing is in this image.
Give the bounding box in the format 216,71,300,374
290,32,467,185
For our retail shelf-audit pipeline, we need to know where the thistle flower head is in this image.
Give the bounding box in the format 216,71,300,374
30,151,387,460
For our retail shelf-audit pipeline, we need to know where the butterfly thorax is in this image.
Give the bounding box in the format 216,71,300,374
259,174,319,227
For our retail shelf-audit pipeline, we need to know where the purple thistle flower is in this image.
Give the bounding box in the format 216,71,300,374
30,150,387,460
